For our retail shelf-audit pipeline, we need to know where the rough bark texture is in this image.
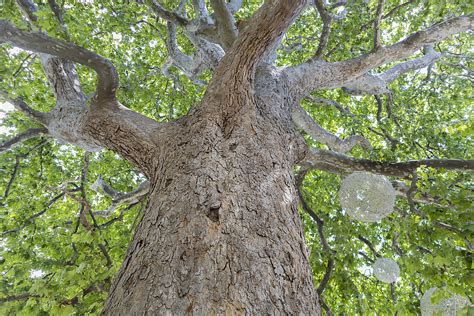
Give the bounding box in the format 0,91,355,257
3,1,472,314
101,65,319,315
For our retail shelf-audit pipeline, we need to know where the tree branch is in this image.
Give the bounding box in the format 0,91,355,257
357,235,380,257
0,91,49,125
343,45,442,95
3,155,21,200
373,0,385,50
306,96,355,117
301,148,474,177
48,0,65,25
2,189,79,236
313,0,333,59
192,0,211,23
392,180,451,208
210,0,238,50
381,45,441,83
162,21,223,84
0,127,48,152
0,293,40,303
214,0,307,79
292,105,371,153
296,170,335,297
145,0,189,27
2,140,48,201
91,177,150,217
15,0,85,106
16,0,38,24
360,0,416,32
0,21,119,102
320,297,332,316
405,172,473,252
285,14,473,99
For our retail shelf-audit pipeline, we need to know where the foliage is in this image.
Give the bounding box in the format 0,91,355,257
0,0,472,314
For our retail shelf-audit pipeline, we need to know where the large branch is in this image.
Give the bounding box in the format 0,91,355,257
214,0,307,78
0,127,48,152
227,0,243,14
292,105,371,153
302,148,474,177
210,0,238,50
192,0,211,23
15,0,85,105
285,14,473,99
162,22,223,84
0,21,119,102
343,45,441,95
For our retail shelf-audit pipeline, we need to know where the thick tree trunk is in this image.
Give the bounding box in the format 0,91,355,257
102,78,320,314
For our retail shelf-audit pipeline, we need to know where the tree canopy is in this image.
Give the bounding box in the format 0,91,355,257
0,0,473,314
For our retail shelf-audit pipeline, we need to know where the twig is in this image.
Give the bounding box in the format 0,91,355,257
296,170,335,298
357,235,380,258
0,127,49,152
2,189,79,236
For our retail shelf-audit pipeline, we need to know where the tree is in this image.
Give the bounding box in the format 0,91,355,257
0,0,472,314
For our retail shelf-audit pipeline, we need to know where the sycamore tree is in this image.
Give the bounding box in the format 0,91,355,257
0,0,473,314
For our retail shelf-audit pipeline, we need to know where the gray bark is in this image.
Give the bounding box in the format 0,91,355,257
101,2,320,313
2,2,473,314
102,66,319,315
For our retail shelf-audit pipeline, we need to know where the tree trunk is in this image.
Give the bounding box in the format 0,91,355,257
102,81,320,314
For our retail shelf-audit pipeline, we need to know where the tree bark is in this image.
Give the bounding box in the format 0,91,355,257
102,68,319,314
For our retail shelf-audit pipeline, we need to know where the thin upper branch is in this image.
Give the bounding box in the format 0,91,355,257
360,0,416,32
334,14,472,84
292,105,371,153
0,127,48,152
146,0,189,27
380,45,441,83
0,91,49,125
0,293,40,303
296,170,335,297
2,189,78,236
0,21,119,102
405,172,473,252
306,96,355,117
302,148,474,178
192,0,211,23
343,45,442,95
16,0,38,23
285,14,473,99
92,177,150,217
373,0,385,50
357,235,380,257
313,0,333,59
48,0,65,25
